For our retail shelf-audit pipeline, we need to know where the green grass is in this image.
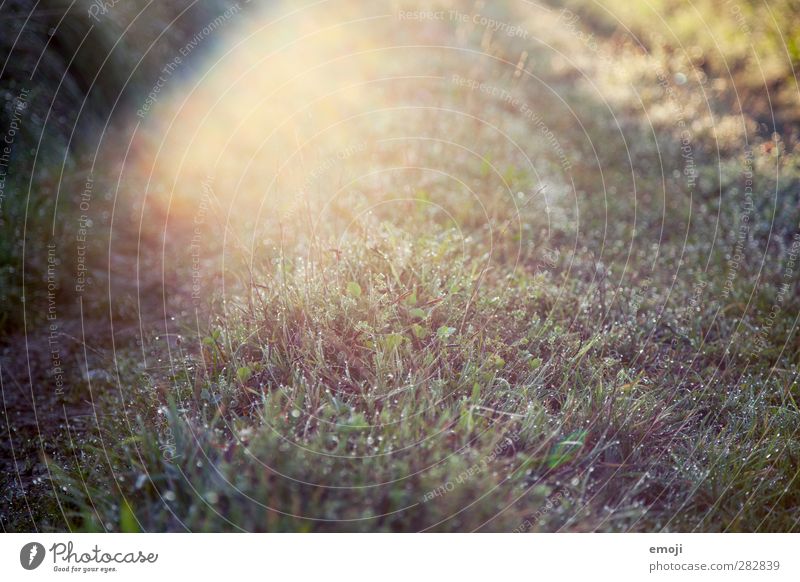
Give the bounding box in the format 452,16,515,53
4,0,800,532
53,208,800,530
553,0,800,131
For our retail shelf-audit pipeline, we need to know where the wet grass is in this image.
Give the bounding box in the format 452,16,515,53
4,0,800,532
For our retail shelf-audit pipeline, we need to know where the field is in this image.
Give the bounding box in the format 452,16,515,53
1,0,799,532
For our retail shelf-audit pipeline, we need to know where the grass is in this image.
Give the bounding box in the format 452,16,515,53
554,0,800,132
3,0,800,532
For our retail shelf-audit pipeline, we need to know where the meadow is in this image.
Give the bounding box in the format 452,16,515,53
1,0,799,532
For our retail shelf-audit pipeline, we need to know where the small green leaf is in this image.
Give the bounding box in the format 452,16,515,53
411,324,428,339
470,382,481,403
528,357,542,370
575,337,598,361
120,500,140,533
459,405,474,432
436,326,456,340
346,281,362,297
341,412,368,432
547,430,587,469
236,366,252,382
490,354,506,368
383,333,405,351
409,307,427,320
